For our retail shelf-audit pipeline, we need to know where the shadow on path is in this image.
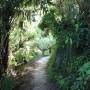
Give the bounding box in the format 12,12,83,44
15,56,59,90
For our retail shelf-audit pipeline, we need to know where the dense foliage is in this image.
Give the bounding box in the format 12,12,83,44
9,25,55,67
0,0,50,75
0,0,90,90
39,0,90,90
0,0,53,89
0,75,16,90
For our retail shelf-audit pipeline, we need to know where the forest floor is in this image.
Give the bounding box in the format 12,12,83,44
14,56,59,90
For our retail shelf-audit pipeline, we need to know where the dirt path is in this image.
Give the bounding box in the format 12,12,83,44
16,57,59,90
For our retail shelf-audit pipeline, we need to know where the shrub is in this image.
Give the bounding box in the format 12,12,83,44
0,76,16,90
48,44,59,79
35,35,56,51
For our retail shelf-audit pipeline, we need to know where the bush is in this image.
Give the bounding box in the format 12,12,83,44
48,44,59,79
0,76,16,90
35,35,56,51
71,61,90,90
38,10,56,30
14,48,26,64
48,51,90,90
47,13,90,90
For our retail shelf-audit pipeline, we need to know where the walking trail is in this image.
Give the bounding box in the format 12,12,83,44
16,56,59,90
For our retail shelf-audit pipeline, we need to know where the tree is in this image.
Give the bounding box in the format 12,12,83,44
0,0,31,76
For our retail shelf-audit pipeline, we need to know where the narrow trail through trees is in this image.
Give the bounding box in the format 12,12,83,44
16,57,59,90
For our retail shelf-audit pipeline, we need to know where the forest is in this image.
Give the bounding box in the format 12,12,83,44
0,0,90,90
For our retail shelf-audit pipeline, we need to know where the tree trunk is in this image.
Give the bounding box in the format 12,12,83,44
1,32,9,72
0,6,11,76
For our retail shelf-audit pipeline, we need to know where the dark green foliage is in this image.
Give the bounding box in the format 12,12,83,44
0,75,16,90
0,0,41,75
47,0,90,90
48,44,59,79
38,10,56,30
0,0,90,89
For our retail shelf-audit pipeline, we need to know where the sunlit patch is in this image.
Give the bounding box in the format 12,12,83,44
37,57,50,63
